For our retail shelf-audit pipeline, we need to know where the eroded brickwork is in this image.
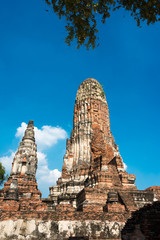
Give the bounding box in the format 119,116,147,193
0,120,47,214
49,79,137,208
0,78,159,240
121,201,160,240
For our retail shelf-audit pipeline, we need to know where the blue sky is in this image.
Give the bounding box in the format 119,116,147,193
0,0,160,197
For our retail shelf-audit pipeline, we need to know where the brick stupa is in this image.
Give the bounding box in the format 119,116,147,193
49,78,155,213
0,120,47,213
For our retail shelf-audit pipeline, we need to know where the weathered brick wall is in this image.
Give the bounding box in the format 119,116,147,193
145,186,160,201
121,201,160,240
0,218,125,240
0,203,130,239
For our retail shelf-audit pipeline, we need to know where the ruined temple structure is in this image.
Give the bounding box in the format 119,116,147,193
0,120,47,213
0,78,159,239
48,78,158,213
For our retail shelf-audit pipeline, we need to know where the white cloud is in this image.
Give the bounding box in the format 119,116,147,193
37,164,61,184
0,151,15,172
36,151,61,197
16,122,27,138
36,151,61,184
37,151,47,165
123,162,127,171
16,122,67,151
35,125,67,150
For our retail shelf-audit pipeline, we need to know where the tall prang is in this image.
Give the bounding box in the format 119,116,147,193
49,78,137,207
0,120,47,212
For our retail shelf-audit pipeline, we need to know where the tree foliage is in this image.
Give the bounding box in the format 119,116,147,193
0,162,7,186
45,0,160,49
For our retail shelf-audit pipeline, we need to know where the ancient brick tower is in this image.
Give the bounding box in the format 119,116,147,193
0,120,46,212
49,78,154,212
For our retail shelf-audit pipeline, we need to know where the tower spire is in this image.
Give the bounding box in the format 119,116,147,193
11,120,37,177
1,120,46,210
49,78,136,206
22,120,35,141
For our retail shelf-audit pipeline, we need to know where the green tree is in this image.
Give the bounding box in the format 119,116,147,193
0,162,7,186
45,0,160,49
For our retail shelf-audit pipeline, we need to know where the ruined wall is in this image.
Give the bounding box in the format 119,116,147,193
121,201,160,240
0,219,124,240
